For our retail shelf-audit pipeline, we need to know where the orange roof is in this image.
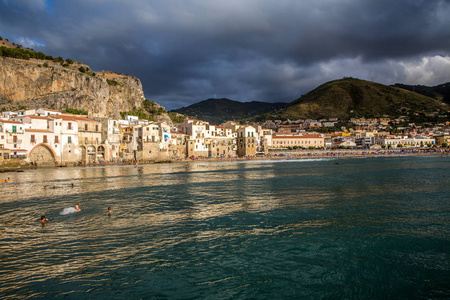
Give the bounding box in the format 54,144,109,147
25,129,53,133
171,131,186,135
272,135,322,139
0,120,23,124
52,115,98,122
27,115,52,120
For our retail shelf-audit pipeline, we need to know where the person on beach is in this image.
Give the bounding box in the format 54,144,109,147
71,183,74,188
75,204,81,211
40,216,49,225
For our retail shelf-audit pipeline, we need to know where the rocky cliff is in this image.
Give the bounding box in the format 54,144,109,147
0,56,147,119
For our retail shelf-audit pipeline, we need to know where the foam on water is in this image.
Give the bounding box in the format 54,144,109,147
59,207,78,215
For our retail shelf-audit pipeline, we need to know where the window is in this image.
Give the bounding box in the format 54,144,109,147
85,124,88,131
68,136,72,144
68,122,72,130
31,135,35,143
95,125,99,131
43,135,48,143
55,136,59,143
12,126,17,133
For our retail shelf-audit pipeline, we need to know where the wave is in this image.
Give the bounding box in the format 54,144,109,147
60,207,78,215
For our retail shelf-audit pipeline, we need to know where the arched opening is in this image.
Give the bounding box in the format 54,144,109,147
29,143,56,165
87,145,96,163
79,145,87,162
97,146,105,162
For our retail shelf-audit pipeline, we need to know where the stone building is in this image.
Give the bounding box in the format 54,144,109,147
271,134,325,149
237,126,257,157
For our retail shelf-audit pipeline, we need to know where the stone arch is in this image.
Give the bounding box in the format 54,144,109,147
87,145,97,163
79,145,87,162
29,143,56,164
97,146,105,159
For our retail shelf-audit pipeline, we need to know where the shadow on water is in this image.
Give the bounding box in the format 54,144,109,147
1,156,449,298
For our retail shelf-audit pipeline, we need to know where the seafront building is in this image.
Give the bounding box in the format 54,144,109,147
271,134,325,149
0,107,444,166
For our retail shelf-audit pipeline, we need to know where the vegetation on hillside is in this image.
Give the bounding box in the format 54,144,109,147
392,82,450,104
62,108,88,115
120,99,167,121
275,78,444,120
0,36,88,73
171,98,287,124
167,112,188,124
0,45,79,68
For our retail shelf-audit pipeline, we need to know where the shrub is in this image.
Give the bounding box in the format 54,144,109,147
63,108,88,115
106,79,120,86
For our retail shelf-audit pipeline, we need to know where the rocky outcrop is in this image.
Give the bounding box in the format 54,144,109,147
0,57,146,119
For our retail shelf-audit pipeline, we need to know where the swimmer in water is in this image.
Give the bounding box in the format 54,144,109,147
108,207,112,215
40,216,49,225
75,204,81,211
71,183,74,188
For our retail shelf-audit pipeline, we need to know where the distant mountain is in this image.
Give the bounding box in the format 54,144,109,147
171,98,287,124
392,82,450,104
275,78,445,120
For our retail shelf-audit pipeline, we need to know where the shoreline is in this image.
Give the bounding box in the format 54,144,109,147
1,148,449,172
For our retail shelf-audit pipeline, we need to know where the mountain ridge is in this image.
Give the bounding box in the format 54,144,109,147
171,98,287,124
275,78,445,120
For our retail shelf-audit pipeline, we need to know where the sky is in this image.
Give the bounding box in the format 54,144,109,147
1,0,450,110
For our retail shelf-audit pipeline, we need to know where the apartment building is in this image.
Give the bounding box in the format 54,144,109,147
271,134,325,149
237,126,257,157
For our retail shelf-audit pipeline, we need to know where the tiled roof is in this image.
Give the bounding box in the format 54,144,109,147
52,115,98,122
25,129,53,133
272,135,322,139
0,120,23,124
27,115,52,120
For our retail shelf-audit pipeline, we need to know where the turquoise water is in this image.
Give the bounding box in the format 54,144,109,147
1,156,449,299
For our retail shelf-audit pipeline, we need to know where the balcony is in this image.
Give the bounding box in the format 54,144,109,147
7,139,22,144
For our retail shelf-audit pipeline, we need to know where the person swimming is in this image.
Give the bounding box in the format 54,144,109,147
40,216,49,225
108,207,112,215
75,204,81,211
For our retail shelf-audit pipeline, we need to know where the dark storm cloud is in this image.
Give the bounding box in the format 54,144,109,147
1,0,449,110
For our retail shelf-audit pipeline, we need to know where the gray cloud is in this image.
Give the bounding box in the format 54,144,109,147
1,0,449,110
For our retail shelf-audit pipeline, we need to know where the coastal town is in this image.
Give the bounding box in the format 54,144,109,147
0,107,449,168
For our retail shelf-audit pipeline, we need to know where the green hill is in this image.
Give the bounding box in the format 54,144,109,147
277,78,444,120
171,98,287,124
392,82,450,104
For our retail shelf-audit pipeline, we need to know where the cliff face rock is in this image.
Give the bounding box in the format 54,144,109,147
0,57,145,119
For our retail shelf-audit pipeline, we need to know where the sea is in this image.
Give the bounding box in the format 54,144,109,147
0,156,449,299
